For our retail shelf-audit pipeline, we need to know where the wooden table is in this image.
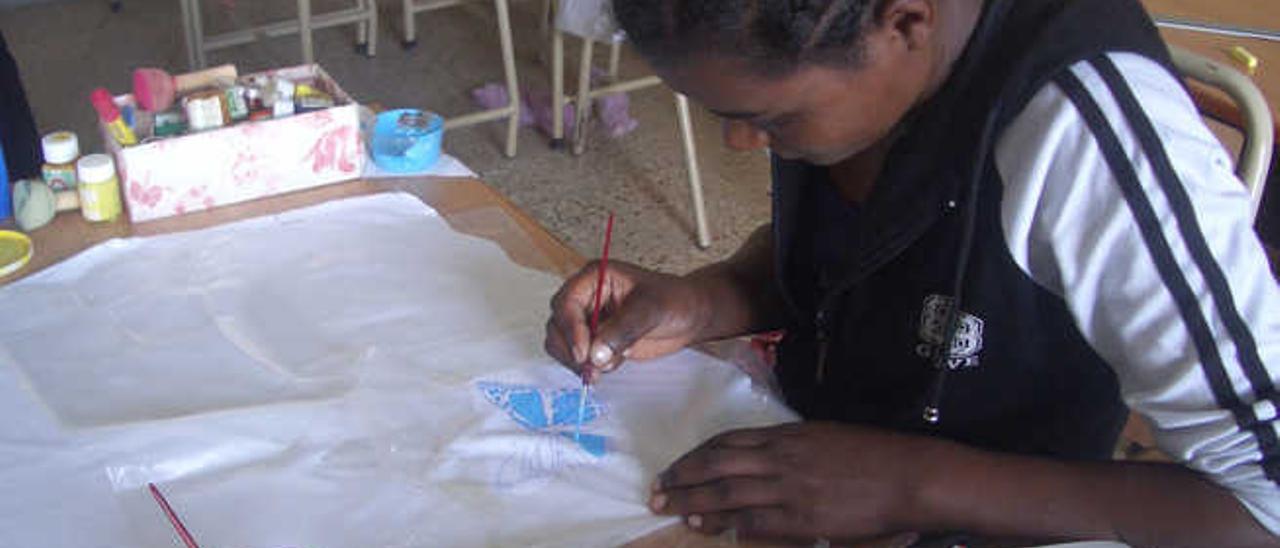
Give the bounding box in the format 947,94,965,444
2,177,584,285
1143,0,1278,99
1,176,748,547
1143,0,1280,125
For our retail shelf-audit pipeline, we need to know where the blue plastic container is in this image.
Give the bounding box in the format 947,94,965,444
371,109,444,173
0,141,11,221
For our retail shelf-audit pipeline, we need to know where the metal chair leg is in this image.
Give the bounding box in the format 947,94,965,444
675,93,711,248
608,40,621,81
298,0,314,64
356,0,369,53
190,0,208,69
402,0,417,48
364,0,378,57
494,0,520,158
179,0,199,69
572,36,595,156
538,0,554,65
551,26,565,149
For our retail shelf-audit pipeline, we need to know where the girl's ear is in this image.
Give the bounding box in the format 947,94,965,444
871,0,936,54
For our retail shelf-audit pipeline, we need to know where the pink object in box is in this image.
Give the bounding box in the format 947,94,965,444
100,64,365,223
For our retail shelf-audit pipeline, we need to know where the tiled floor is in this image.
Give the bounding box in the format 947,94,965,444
0,0,773,274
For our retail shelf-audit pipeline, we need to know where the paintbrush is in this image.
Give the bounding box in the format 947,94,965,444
148,482,200,548
576,212,615,442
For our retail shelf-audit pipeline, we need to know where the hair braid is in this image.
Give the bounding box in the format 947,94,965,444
804,0,850,50
615,0,875,76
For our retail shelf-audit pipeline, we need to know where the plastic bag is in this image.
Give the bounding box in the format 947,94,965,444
556,0,625,42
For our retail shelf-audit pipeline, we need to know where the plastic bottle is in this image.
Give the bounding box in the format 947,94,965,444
76,154,122,222
0,141,11,221
90,88,138,147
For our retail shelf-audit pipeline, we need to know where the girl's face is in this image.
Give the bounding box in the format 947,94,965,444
653,5,939,166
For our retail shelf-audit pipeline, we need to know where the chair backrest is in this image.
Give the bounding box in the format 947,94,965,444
1170,46,1275,223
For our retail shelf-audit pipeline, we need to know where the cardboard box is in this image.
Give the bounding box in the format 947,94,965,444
102,64,365,223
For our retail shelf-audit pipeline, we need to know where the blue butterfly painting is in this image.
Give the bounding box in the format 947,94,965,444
477,381,608,457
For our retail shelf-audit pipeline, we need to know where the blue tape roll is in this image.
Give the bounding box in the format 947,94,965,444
371,109,444,173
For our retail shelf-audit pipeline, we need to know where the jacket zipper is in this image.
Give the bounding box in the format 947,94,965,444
814,309,829,383
807,216,936,386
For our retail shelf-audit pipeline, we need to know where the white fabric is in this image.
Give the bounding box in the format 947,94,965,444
0,193,797,547
995,53,1280,534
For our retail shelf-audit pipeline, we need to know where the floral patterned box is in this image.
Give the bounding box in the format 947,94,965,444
101,64,364,223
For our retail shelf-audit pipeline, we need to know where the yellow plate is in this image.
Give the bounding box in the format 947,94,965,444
0,230,33,279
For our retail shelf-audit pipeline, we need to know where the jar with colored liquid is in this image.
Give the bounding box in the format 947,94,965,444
41,131,80,191
76,154,122,222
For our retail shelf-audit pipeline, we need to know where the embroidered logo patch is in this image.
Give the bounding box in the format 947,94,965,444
915,294,984,370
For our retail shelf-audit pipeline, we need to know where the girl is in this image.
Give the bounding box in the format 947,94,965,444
544,0,1280,544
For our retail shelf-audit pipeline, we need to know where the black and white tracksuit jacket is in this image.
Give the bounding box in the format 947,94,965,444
771,0,1280,534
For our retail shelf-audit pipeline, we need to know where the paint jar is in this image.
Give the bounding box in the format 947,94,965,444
267,78,296,118
225,86,249,121
296,93,334,113
183,89,228,132
153,110,187,138
244,86,264,111
76,154,123,223
41,131,80,191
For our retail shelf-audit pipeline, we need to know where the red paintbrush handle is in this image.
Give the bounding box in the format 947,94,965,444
587,212,616,366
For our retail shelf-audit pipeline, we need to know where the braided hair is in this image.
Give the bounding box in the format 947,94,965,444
613,0,878,76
